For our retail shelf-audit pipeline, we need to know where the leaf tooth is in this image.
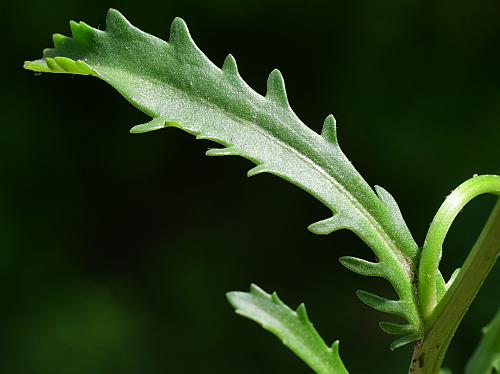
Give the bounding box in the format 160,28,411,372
45,58,65,73
339,256,385,277
374,185,408,230
247,164,269,177
52,57,73,71
321,115,338,145
265,69,290,108
307,214,352,235
73,21,95,43
331,340,340,353
52,57,87,74
374,185,419,261
374,185,402,215
130,116,169,134
169,17,197,52
389,333,421,351
296,303,310,323
195,134,220,142
249,283,268,299
271,292,287,308
105,8,131,33
205,146,240,157
42,47,57,59
52,33,71,50
195,134,207,140
69,20,80,38
75,61,94,75
222,54,239,76
356,290,407,319
379,321,413,335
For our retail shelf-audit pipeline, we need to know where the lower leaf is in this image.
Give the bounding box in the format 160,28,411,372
227,284,348,374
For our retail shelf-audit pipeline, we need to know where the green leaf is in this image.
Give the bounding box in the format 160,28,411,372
24,9,423,345
227,284,348,374
466,309,500,374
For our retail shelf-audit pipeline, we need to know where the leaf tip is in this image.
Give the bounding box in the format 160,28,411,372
225,290,241,308
23,60,43,72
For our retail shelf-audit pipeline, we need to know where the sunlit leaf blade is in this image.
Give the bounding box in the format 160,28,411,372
465,309,500,374
227,284,349,374
24,9,423,345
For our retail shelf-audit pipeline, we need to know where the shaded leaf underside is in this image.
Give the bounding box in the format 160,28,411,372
24,9,423,346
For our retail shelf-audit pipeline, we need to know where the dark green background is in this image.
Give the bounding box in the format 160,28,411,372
2,0,499,373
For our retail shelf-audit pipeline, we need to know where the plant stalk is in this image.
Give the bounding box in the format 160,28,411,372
410,198,500,373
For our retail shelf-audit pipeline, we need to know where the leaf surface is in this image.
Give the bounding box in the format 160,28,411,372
24,9,423,344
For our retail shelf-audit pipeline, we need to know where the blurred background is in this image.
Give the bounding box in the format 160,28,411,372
2,0,500,372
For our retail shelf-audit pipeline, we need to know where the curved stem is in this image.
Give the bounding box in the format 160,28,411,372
410,198,500,373
411,174,500,373
419,175,500,321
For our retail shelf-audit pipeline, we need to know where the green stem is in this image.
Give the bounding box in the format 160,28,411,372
419,175,500,320
411,178,500,373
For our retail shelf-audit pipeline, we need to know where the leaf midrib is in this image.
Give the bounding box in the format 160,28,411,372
95,58,413,277
48,12,415,279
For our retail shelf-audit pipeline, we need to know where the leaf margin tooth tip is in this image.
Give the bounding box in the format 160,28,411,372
266,69,289,107
106,8,129,30
321,114,338,144
205,146,239,157
247,164,269,177
308,214,350,235
129,116,169,134
169,17,192,46
222,54,238,75
339,256,384,277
